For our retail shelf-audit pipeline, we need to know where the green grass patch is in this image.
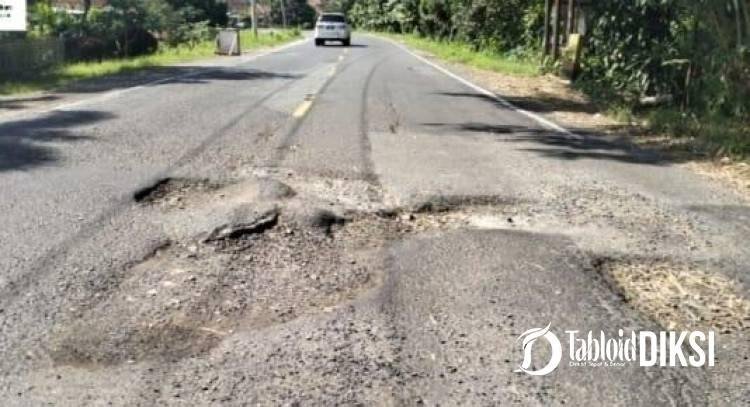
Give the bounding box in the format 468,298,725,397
374,32,539,77
576,78,750,159
644,108,750,159
0,29,300,96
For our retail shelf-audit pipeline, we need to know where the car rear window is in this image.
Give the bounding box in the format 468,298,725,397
320,15,346,23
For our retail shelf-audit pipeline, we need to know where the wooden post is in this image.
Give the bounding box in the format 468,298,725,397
552,0,561,59
542,0,551,58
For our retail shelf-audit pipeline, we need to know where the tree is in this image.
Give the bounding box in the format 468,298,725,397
270,0,315,27
164,0,229,26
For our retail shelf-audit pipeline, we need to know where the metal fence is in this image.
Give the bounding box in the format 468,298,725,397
0,37,65,77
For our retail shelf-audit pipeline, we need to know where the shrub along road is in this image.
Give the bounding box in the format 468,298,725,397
0,35,748,405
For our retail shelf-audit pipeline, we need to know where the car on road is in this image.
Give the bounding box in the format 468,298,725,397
314,13,351,47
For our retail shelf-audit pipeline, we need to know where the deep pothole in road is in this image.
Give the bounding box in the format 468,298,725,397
593,257,750,334
49,196,515,367
134,177,223,207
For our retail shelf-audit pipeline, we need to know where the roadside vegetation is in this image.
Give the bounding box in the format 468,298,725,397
0,30,300,95
327,0,750,160
378,32,538,76
0,0,307,95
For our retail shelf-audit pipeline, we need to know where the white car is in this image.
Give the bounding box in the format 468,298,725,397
314,13,351,46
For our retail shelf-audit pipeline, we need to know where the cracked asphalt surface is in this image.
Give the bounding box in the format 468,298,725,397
0,35,749,405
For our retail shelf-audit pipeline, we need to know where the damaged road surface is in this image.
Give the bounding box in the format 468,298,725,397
1,36,749,406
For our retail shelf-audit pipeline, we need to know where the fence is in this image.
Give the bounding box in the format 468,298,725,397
0,37,65,78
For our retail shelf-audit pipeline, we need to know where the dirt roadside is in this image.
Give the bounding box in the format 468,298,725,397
401,46,750,202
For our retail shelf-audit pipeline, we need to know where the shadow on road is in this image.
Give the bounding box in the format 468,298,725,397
422,121,669,165
0,67,304,113
516,134,665,165
0,110,114,172
319,43,369,48
0,95,61,111
434,91,598,114
62,66,302,94
428,90,685,166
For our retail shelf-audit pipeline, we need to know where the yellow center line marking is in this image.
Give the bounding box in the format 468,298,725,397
291,50,347,119
292,98,314,118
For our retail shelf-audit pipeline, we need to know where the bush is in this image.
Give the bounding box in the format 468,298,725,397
165,20,215,48
117,27,159,57
63,35,112,62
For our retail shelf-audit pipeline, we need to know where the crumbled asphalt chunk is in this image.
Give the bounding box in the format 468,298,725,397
202,208,280,243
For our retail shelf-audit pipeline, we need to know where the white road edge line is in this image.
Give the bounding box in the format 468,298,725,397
380,36,581,139
3,37,310,119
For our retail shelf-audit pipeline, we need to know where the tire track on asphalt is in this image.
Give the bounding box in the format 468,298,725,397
272,50,395,187
270,50,365,162
358,55,390,189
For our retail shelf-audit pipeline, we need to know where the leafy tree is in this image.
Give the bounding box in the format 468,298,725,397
270,0,316,27
342,0,750,122
164,0,228,26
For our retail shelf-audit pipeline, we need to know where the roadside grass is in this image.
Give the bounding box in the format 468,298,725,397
0,29,300,96
576,79,750,160
643,108,750,159
373,32,539,77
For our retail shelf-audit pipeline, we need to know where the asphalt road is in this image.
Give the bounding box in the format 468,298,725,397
0,35,748,405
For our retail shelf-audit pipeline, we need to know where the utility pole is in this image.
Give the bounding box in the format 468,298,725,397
251,0,258,38
280,0,287,28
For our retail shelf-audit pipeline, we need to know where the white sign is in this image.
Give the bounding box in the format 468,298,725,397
0,0,26,31
515,323,715,376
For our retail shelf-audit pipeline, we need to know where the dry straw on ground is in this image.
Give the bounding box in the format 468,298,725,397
603,261,750,333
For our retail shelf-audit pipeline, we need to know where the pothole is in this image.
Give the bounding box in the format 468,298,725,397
406,194,516,213
594,258,750,333
134,177,222,206
50,196,515,367
49,216,371,366
49,319,222,367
